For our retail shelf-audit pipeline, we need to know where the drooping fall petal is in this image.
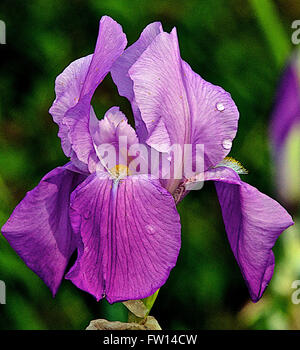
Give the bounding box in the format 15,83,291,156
204,167,294,302
66,172,181,303
1,165,86,295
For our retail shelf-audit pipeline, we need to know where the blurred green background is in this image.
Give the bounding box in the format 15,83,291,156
0,0,299,330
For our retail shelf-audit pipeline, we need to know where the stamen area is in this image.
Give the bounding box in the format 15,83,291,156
109,164,131,180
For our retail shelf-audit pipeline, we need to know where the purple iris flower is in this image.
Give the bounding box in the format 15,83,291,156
1,16,294,304
270,51,300,207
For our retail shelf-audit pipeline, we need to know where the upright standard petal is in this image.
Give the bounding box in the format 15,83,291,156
129,29,189,154
49,54,93,158
89,106,146,174
203,167,294,302
94,106,139,148
1,165,86,295
66,172,181,303
129,28,239,176
111,22,163,142
182,61,239,168
49,16,127,168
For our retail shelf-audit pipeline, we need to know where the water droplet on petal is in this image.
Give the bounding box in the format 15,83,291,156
146,225,155,235
222,139,232,150
216,102,225,112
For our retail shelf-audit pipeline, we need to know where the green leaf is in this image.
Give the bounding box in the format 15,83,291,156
249,0,290,69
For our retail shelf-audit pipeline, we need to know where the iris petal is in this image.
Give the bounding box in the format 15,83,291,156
49,16,127,169
204,167,294,302
111,22,163,143
129,29,239,193
1,165,86,295
66,172,181,303
270,56,300,153
129,29,188,154
129,28,239,178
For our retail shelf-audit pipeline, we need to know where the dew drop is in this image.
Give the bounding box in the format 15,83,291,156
216,102,225,112
146,225,155,235
222,139,232,150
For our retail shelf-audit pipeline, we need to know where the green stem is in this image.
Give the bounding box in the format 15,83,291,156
248,0,290,69
127,289,160,323
142,289,159,316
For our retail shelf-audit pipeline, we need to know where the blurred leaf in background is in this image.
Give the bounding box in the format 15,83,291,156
0,0,299,330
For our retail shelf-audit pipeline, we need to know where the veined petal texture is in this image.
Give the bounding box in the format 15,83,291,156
1,165,86,295
67,172,181,303
205,167,294,302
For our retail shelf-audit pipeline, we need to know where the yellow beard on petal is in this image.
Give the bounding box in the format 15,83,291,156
215,156,248,175
109,164,131,180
